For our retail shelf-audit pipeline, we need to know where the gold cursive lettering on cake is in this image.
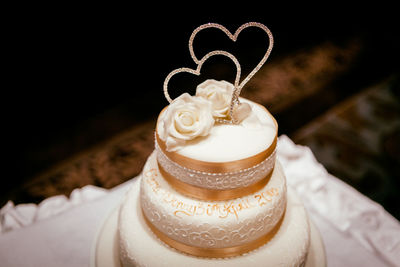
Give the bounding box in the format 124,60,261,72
254,187,279,206
144,168,279,220
145,169,161,194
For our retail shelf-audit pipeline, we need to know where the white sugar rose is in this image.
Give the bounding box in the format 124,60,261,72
158,93,214,151
196,79,234,119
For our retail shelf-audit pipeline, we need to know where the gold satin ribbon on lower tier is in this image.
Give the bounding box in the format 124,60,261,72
143,209,285,258
158,162,273,201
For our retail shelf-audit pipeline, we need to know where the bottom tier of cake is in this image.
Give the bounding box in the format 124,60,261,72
92,180,326,267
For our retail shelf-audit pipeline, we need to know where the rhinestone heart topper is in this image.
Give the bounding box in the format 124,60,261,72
163,22,274,124
163,50,241,104
189,22,274,94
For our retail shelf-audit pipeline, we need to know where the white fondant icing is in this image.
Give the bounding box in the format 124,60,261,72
157,98,277,162
138,152,286,249
118,181,313,267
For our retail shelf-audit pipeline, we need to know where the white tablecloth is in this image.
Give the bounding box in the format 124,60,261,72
1,135,399,267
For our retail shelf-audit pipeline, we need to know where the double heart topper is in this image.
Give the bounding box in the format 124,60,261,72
163,22,274,124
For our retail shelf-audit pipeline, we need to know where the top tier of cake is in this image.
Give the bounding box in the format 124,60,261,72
154,80,278,200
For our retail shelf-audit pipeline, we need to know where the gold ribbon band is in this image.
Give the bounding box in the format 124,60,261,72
158,162,273,201
156,133,277,173
143,208,285,258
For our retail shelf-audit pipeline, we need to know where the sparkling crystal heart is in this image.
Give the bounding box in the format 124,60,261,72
232,102,252,123
163,50,241,107
189,22,274,96
163,22,273,124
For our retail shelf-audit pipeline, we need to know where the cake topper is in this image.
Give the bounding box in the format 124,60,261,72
163,22,274,124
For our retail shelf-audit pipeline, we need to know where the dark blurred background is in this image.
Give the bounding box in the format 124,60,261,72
3,6,399,219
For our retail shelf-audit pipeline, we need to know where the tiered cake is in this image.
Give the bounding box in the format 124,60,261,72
93,22,326,267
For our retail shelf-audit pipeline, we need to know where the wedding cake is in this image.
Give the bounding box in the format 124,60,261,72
93,22,326,267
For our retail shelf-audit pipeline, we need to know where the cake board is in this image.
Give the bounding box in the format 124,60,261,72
91,179,326,267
